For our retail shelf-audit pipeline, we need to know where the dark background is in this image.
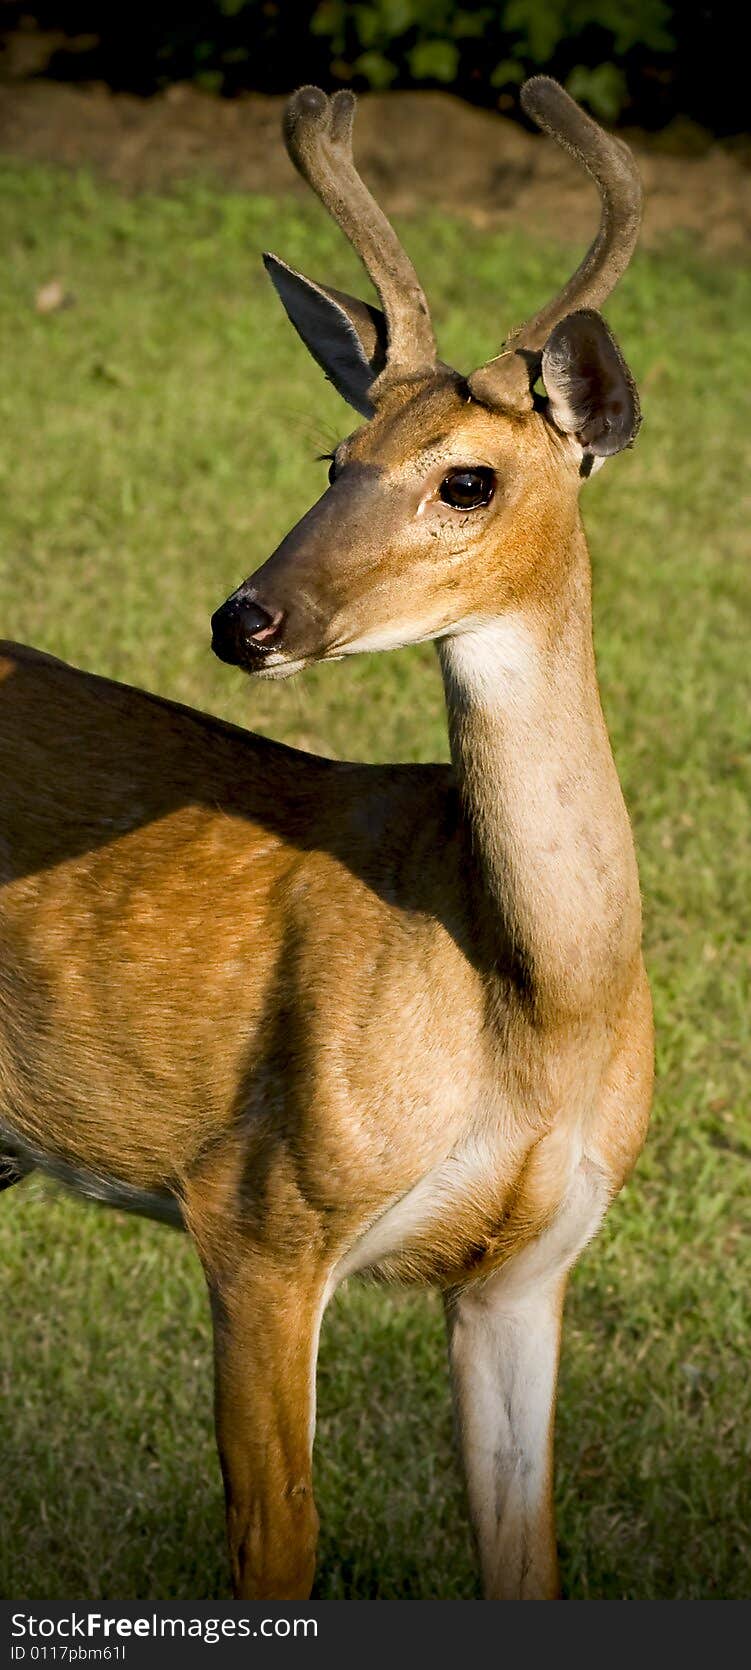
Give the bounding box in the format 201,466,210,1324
0,2,746,136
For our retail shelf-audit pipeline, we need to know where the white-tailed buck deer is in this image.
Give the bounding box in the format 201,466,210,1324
1,78,653,1600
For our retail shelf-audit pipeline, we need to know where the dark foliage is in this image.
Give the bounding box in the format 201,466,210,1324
2,2,746,134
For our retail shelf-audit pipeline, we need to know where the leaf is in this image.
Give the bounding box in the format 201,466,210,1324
407,39,460,83
584,0,675,57
352,50,399,88
353,6,382,50
505,0,568,63
490,58,525,88
566,62,627,123
452,8,492,39
310,1,346,46
194,69,224,94
378,0,419,34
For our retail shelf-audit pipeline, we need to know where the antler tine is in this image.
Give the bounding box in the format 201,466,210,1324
469,76,642,409
283,86,437,391
514,77,643,349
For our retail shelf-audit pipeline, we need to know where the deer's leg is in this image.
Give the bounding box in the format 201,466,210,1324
206,1253,327,1601
444,1272,565,1600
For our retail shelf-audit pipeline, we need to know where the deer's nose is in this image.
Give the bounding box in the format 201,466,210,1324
211,595,284,667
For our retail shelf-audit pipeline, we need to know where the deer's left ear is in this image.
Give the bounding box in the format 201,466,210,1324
540,309,640,475
263,253,387,418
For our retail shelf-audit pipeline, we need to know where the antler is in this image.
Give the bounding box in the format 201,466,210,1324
469,76,643,409
284,86,437,391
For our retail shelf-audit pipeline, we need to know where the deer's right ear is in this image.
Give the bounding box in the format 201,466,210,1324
263,254,387,418
540,310,640,475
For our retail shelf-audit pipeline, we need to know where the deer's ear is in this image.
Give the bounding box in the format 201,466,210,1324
541,309,640,475
263,253,387,418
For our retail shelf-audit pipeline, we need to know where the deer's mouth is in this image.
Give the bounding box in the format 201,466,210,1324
245,654,310,680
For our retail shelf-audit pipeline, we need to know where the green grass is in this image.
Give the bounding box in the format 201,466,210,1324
0,160,749,1600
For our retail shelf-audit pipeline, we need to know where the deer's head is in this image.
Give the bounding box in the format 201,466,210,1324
212,79,642,678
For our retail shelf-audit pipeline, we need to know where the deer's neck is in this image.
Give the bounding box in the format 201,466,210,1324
438,529,642,1021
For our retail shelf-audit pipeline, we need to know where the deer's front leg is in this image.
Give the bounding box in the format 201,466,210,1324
207,1256,327,1600
445,1273,565,1600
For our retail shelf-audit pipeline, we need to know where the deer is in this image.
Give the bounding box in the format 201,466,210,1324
0,77,653,1601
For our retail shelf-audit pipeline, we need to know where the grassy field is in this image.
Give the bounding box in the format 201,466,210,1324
0,159,749,1601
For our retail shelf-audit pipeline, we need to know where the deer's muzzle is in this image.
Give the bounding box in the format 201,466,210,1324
211,591,285,670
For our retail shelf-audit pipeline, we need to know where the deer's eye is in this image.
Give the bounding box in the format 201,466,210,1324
439,467,496,509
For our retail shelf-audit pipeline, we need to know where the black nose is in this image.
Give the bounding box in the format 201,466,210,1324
211,595,283,668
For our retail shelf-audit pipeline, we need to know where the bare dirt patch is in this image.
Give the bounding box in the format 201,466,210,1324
1,80,749,252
